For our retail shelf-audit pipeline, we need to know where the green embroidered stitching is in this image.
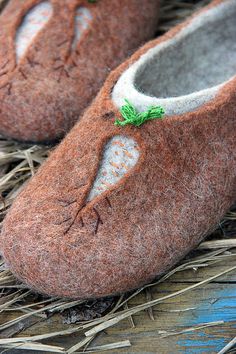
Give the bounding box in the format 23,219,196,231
115,99,165,127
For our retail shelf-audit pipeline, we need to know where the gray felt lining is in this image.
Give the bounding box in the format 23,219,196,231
112,0,236,116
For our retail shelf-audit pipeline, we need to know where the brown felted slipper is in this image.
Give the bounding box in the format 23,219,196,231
0,0,160,143
0,0,236,299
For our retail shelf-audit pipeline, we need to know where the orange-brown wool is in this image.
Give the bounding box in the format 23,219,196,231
0,0,235,299
0,0,160,143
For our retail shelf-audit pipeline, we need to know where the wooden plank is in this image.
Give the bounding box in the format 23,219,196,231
0,259,234,354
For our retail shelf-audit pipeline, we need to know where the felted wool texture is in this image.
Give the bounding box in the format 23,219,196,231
113,0,236,116
0,0,160,143
1,0,236,299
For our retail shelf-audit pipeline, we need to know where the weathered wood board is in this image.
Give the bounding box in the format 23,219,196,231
1,257,235,354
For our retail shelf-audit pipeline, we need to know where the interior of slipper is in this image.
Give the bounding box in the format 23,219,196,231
112,0,236,115
135,0,236,98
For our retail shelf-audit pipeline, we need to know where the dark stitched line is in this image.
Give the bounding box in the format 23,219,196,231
1,82,13,95
0,59,9,71
93,207,103,235
54,217,72,225
7,83,12,95
71,57,78,67
64,67,70,78
93,207,103,223
94,219,99,235
0,70,7,78
57,198,77,207
56,67,71,83
63,204,86,235
53,64,64,70
105,197,112,208
19,68,27,80
57,39,69,47
26,56,40,67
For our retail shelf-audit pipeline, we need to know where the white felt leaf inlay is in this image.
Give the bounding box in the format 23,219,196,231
72,7,92,50
15,1,53,62
88,136,140,201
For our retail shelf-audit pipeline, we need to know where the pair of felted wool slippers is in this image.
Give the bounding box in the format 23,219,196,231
0,0,235,299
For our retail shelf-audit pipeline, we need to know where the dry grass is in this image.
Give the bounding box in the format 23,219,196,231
0,0,235,353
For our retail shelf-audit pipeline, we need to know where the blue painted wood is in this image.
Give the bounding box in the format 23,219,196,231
177,285,236,353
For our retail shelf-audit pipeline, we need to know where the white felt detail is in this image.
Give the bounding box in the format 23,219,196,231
88,136,140,201
72,7,92,50
112,0,236,116
15,1,53,62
